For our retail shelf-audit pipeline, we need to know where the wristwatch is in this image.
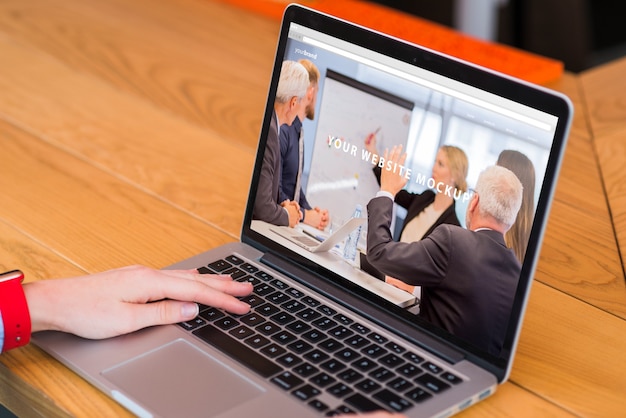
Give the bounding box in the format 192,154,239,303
0,270,31,351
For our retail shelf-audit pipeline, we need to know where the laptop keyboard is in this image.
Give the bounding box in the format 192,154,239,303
178,254,463,415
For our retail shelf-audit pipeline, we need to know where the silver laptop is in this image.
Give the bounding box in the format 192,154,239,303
270,217,366,253
33,5,572,417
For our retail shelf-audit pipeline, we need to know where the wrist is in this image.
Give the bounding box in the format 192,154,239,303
0,270,32,352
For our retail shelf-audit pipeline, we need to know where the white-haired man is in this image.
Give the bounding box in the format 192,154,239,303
253,60,310,227
366,146,523,356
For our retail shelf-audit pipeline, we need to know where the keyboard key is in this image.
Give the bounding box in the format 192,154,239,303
321,359,347,374
207,259,231,272
272,330,297,344
254,283,276,296
373,389,413,412
297,308,321,322
255,270,273,281
286,320,311,334
282,300,306,313
225,255,244,265
294,362,319,378
423,361,443,374
178,317,206,331
354,379,381,393
260,343,286,358
369,367,395,382
277,353,302,368
244,334,270,349
229,325,255,340
308,399,328,412
387,377,413,392
317,305,337,316
403,352,424,364
200,308,226,321
335,348,361,362
310,372,336,388
240,263,259,274
313,318,338,330
257,303,280,316
415,373,451,393
380,353,404,368
305,349,330,364
239,294,264,308
197,266,213,274
361,344,387,358
350,323,370,335
302,296,321,307
441,372,463,384
345,393,383,412
270,312,295,325
334,314,353,325
327,383,353,398
338,369,363,383
406,387,432,403
271,371,303,390
319,338,343,353
267,292,290,305
270,278,289,290
302,329,326,343
369,332,388,345
352,358,377,372
287,340,313,354
286,287,304,298
223,267,246,280
292,384,320,401
240,312,265,327
257,322,281,335
193,324,282,378
385,342,406,354
397,363,422,378
345,335,368,348
329,326,354,340
214,317,238,330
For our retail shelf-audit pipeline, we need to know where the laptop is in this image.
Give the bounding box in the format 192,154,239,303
270,217,366,253
32,4,572,417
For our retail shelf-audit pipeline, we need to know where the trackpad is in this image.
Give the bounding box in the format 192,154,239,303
102,339,264,417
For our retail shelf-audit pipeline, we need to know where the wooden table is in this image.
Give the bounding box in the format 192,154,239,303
0,0,624,416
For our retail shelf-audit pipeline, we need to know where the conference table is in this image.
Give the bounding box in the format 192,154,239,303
0,0,624,416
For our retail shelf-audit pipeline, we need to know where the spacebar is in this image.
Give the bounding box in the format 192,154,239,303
193,324,282,378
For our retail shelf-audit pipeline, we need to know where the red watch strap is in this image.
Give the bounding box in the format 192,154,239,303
0,270,31,351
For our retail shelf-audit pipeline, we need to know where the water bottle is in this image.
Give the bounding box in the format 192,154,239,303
343,204,363,262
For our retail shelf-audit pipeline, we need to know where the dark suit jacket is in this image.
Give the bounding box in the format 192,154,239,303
278,116,311,211
372,166,460,240
366,196,521,356
252,112,289,226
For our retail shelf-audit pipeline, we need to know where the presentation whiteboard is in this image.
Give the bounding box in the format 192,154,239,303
306,70,414,223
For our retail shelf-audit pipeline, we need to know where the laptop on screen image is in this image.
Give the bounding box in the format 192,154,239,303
32,4,572,418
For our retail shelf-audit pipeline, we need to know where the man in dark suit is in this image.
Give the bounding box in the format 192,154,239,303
253,61,309,227
366,146,523,356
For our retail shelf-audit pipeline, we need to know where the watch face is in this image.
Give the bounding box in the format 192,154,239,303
0,270,24,283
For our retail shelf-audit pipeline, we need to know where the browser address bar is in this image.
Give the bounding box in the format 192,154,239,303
302,36,552,132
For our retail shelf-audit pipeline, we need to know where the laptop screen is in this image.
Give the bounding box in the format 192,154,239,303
244,6,571,379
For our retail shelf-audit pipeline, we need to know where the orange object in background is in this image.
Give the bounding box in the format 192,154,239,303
218,0,563,85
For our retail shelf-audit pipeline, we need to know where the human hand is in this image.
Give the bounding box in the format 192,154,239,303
380,145,408,197
304,207,330,230
385,276,416,294
282,200,302,227
23,266,253,339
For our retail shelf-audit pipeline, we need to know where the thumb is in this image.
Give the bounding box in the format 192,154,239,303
146,300,200,326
